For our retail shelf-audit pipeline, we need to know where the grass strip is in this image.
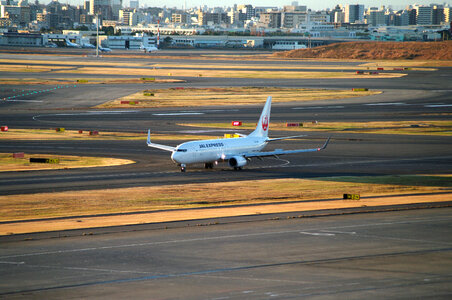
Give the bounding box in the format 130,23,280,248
0,153,134,172
55,66,404,79
0,78,183,85
0,175,450,222
0,129,218,141
178,120,452,136
98,87,380,108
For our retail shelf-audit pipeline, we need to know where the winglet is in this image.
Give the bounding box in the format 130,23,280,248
147,129,151,145
146,129,177,152
318,137,331,151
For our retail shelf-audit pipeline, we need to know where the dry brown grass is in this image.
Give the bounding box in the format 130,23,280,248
0,153,134,172
180,120,452,136
2,192,451,235
0,175,450,223
0,65,73,73
0,58,148,67
0,129,217,141
58,66,404,79
155,63,435,71
98,87,380,108
0,77,183,85
275,41,452,63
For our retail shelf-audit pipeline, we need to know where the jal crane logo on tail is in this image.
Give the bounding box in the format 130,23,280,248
262,115,269,131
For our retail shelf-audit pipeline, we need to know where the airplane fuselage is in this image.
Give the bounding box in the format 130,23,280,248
171,136,268,164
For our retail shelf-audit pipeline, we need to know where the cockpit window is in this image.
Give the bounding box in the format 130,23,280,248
177,149,187,152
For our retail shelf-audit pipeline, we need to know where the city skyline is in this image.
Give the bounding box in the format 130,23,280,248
39,0,452,11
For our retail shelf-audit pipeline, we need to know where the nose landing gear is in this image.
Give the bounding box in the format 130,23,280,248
180,164,186,172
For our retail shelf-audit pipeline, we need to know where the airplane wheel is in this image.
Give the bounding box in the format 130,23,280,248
181,167,186,172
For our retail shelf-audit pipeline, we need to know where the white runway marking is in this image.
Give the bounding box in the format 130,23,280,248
180,109,239,113
322,230,356,235
292,106,345,110
86,111,141,114
424,104,452,108
0,261,24,265
300,232,335,236
33,111,140,121
364,102,407,106
4,100,43,103
153,112,205,116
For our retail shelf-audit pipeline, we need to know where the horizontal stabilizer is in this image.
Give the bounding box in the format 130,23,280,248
267,134,306,142
234,133,248,137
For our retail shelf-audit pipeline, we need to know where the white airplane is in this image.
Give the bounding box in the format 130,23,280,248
98,46,112,52
147,96,330,172
81,42,95,49
140,43,159,53
66,40,81,48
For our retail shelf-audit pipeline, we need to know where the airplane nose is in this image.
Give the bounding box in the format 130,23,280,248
171,152,179,163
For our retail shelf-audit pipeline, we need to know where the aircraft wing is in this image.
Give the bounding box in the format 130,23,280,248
243,137,330,158
147,130,176,152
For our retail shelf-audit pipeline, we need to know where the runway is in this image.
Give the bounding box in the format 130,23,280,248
0,49,451,298
1,208,451,298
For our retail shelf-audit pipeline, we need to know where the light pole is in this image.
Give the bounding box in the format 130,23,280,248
96,14,99,57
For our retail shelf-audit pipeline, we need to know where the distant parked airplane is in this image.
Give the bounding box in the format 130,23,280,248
98,46,112,52
81,42,95,49
66,39,81,48
140,43,159,53
147,96,330,172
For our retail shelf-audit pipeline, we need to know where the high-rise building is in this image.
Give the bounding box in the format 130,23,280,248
129,0,138,9
415,5,433,25
432,5,444,25
281,5,307,28
240,4,255,20
111,0,121,19
334,11,344,23
408,8,417,25
90,0,112,20
119,8,136,25
345,4,364,23
197,10,228,26
393,10,410,26
444,7,452,23
330,5,344,23
366,7,385,26
172,12,188,24
259,11,281,28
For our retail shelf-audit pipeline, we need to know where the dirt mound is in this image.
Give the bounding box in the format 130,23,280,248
274,41,452,60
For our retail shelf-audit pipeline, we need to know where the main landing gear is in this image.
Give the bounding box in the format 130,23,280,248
204,162,214,169
233,167,242,171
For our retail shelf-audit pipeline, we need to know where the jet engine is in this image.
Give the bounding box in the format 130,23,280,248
228,156,247,168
